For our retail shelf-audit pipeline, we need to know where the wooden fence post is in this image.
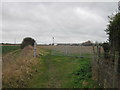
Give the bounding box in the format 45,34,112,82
93,45,95,54
97,45,100,83
98,46,101,58
113,51,119,88
34,42,37,57
92,45,95,80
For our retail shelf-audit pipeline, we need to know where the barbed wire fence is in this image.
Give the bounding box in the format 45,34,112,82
92,45,120,88
40,43,120,88
51,44,94,58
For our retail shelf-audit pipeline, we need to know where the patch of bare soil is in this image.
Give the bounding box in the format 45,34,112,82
2,45,39,88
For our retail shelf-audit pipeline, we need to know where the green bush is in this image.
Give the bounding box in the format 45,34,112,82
105,13,120,52
102,42,110,52
21,37,35,49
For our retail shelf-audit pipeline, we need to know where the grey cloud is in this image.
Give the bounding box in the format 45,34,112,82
2,2,118,44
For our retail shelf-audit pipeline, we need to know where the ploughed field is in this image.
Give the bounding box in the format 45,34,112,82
2,45,99,88
39,46,94,54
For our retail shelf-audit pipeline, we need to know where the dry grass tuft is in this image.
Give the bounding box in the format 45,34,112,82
2,46,39,88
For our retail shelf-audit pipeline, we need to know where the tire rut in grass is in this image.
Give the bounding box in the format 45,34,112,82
45,54,61,88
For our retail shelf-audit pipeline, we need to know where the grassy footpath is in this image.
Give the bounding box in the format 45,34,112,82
27,49,99,88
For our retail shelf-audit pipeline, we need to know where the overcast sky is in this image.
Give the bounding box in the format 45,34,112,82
2,2,118,44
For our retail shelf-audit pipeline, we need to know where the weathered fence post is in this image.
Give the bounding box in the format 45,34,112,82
93,44,95,54
92,44,100,83
92,44,97,80
113,51,119,88
96,45,99,83
34,42,37,57
98,46,101,58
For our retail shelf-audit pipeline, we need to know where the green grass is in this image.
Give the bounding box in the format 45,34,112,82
72,57,99,88
27,49,99,88
1,46,20,54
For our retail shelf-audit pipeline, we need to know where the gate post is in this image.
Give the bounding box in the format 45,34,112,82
34,42,37,57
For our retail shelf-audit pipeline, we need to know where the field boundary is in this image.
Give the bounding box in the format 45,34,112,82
92,45,120,88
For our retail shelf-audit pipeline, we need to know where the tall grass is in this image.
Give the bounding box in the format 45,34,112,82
2,45,38,88
1,46,20,54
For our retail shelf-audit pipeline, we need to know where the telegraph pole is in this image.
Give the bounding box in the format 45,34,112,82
52,37,54,45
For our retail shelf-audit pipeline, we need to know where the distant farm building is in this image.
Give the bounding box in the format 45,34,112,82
81,40,93,46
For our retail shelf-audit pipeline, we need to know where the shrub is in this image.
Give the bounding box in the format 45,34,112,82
102,42,110,59
21,37,35,49
102,42,110,53
105,13,120,52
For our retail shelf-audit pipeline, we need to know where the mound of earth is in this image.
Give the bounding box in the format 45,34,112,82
21,45,34,56
2,45,39,88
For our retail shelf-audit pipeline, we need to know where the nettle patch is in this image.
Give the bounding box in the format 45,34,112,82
72,57,99,88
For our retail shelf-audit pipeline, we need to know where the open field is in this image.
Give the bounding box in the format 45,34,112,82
1,46,20,54
39,46,94,54
39,46,103,56
2,45,99,88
